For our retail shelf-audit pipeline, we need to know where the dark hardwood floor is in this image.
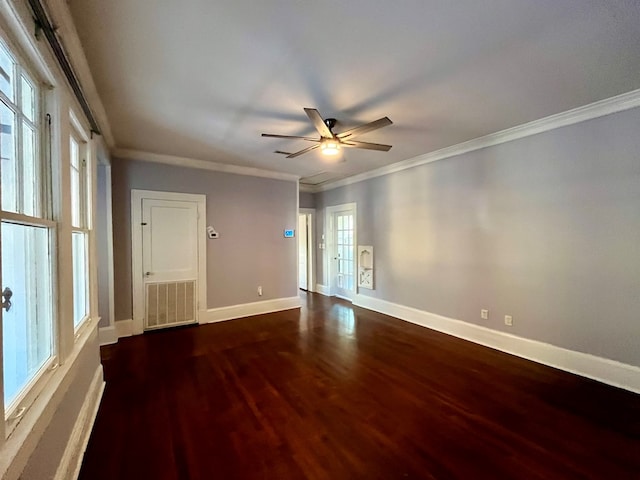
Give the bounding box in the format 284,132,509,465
80,293,640,479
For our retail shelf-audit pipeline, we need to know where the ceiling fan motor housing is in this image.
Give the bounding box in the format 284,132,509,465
324,118,337,134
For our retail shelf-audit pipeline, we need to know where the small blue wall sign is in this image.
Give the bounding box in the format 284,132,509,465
284,229,295,238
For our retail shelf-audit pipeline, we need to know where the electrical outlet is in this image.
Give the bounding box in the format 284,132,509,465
481,309,489,320
504,315,513,326
257,286,263,296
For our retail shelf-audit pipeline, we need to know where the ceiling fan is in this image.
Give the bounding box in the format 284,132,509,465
262,108,393,158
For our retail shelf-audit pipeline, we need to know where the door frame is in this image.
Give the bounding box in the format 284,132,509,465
298,208,315,293
131,189,207,335
325,203,357,300
100,164,116,342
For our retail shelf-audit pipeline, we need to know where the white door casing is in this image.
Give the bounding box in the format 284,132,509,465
299,208,315,293
131,190,206,334
298,214,308,290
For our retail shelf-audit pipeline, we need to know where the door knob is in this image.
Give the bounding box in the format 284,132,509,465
2,287,12,312
145,272,152,277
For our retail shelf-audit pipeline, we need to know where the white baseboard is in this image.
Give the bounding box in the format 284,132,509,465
54,365,105,480
315,284,331,296
115,319,133,338
203,296,301,324
98,325,117,346
354,294,640,394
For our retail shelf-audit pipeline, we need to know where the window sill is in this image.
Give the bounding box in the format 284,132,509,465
74,314,93,341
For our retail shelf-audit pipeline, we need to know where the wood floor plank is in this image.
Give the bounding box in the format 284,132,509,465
79,293,640,479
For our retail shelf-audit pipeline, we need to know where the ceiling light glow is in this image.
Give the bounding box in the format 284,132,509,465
321,139,340,156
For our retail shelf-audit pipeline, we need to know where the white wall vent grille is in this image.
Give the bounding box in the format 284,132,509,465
145,281,196,330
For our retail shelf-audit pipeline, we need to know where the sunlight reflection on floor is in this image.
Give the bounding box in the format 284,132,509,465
332,303,356,337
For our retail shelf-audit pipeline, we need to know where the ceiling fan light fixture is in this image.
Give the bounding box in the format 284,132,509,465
262,108,392,159
321,139,340,156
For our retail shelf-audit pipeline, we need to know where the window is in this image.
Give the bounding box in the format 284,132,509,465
0,39,55,416
70,129,90,330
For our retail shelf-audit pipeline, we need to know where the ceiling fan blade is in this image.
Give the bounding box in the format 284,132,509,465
274,150,293,155
286,144,320,158
341,140,392,152
337,117,392,140
304,108,333,138
262,134,319,142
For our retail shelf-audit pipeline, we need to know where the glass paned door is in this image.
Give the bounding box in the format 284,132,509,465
1,221,53,409
334,211,354,298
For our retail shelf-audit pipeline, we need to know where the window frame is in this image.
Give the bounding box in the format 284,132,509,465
0,34,58,435
69,111,92,335
0,43,41,218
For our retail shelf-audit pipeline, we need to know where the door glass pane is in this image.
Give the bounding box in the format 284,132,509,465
72,231,88,327
0,43,13,101
2,221,53,409
22,121,36,216
1,101,16,212
335,212,355,293
20,75,35,122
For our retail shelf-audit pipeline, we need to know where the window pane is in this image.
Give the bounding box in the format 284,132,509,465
71,167,80,227
1,101,16,212
72,231,88,327
0,43,14,101
2,221,53,409
70,138,81,227
70,137,79,169
22,121,36,216
20,75,35,122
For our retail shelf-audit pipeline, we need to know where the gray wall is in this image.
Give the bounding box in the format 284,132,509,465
299,190,315,209
111,158,298,321
96,165,111,328
315,106,640,367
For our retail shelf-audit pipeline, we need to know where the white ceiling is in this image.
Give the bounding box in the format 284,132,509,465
68,0,640,182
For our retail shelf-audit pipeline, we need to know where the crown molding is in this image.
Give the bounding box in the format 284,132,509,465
298,184,316,193
312,88,640,193
113,148,300,182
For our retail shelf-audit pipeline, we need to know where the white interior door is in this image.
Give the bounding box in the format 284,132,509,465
298,214,308,290
141,198,199,330
333,208,355,300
